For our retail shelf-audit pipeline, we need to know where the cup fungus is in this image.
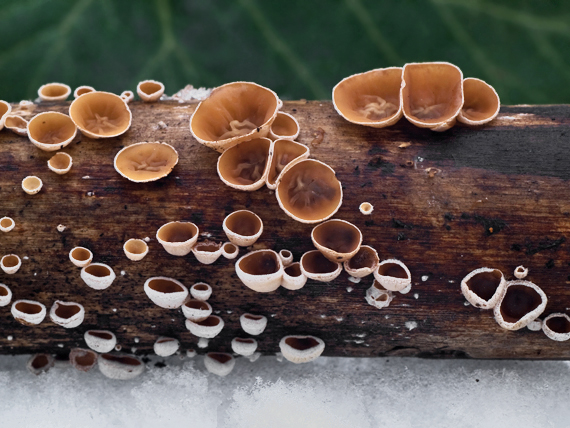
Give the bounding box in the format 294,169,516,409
359,202,373,215
154,337,180,357
38,83,71,101
114,141,179,183
98,353,144,380
22,176,43,195
222,210,263,247
311,219,362,262
0,217,15,233
27,111,77,151
120,90,134,104
333,67,403,128
221,242,239,260
276,159,343,224
457,78,500,126
373,259,411,292
192,240,223,265
401,62,464,132
69,348,98,372
1,254,21,274
27,354,54,375
279,335,325,364
514,265,529,280
231,337,258,356
4,114,28,136
73,85,95,98
281,262,307,290
11,300,46,325
0,283,12,307
190,81,282,152
190,282,212,301
185,315,224,338
204,352,235,377
81,263,116,290
240,313,267,335
0,100,12,131
84,330,117,353
47,152,73,175
236,249,284,292
156,221,199,256
344,245,379,278
269,112,300,140
365,279,394,309
300,250,342,282
137,80,165,102
279,249,293,267
217,138,272,191
542,313,570,341
494,280,547,331
69,247,93,268
182,299,212,322
69,91,132,139
50,300,85,328
265,139,310,190
461,267,506,309
123,238,149,261
144,276,188,309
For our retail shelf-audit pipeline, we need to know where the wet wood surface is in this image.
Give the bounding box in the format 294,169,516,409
1,100,570,359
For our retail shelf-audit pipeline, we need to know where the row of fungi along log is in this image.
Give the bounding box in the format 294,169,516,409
0,99,569,359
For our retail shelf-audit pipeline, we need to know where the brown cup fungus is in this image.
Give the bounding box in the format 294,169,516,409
69,247,93,268
50,300,85,328
281,262,307,290
73,85,95,98
185,315,224,338
156,221,199,256
27,354,55,375
344,245,379,278
190,282,212,301
366,279,394,309
81,263,116,290
300,250,342,282
266,139,310,190
311,219,362,262
0,100,12,131
279,249,293,267
69,91,132,139
4,114,28,136
154,337,180,357
269,112,300,140
494,280,547,331
223,210,263,247
0,283,12,307
457,78,500,126
38,83,71,101
137,80,165,102
123,238,149,261
217,138,272,191
0,217,15,233
84,330,117,353
182,299,212,322
461,267,506,309
401,62,463,132
69,348,98,372
373,259,411,292
276,159,342,224
29,113,79,152
192,240,223,265
240,313,267,336
190,81,281,152
22,176,43,195
1,254,21,274
144,276,188,309
47,152,73,174
236,249,283,292
120,90,134,104
204,352,235,377
114,141,179,183
222,242,239,260
11,300,46,325
359,202,373,215
542,313,570,341
98,354,144,380
333,67,403,128
279,335,325,364
231,337,258,357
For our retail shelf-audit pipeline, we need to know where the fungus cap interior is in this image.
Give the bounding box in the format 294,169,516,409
71,349,97,366
184,300,210,310
0,285,8,296
48,152,72,170
313,220,360,254
546,316,570,334
139,81,163,95
360,202,373,213
302,250,339,274
239,251,280,275
267,139,308,185
125,239,148,254
499,284,542,323
15,301,42,314
223,243,237,253
192,283,210,291
115,142,178,182
285,336,320,351
101,354,141,365
244,314,263,321
218,138,271,185
197,316,221,327
31,354,50,369
87,330,113,340
158,222,198,243
284,262,302,277
461,78,500,122
71,247,91,261
22,176,41,190
225,210,262,236
377,262,408,279
40,84,69,98
69,92,131,137
271,112,298,137
466,270,502,301
5,115,27,129
0,101,10,117
2,255,19,267
28,112,76,145
76,87,94,97
148,278,184,293
277,160,342,222
0,218,13,228
84,264,111,277
235,338,255,344
347,246,378,270
208,352,232,364
54,302,81,319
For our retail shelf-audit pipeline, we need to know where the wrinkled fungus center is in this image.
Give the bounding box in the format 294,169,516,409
15,301,42,314
70,92,130,136
285,263,302,277
71,248,91,261
54,303,81,319
2,255,19,267
358,95,398,120
219,139,270,185
49,153,71,170
85,265,111,277
209,353,232,364
149,278,183,294
285,337,319,351
377,263,407,279
313,221,360,254
125,239,147,254
226,211,262,236
500,284,542,323
1,218,13,228
22,177,41,190
158,222,197,243
29,113,75,145
116,143,178,181
88,331,113,340
239,251,279,276
302,251,338,274
466,270,502,301
347,247,377,270
546,316,570,334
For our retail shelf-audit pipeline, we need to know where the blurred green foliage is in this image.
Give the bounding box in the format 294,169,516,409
0,0,568,103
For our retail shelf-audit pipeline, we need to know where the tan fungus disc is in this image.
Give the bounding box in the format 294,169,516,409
80,263,116,290
114,141,178,183
153,337,180,357
235,249,283,292
28,112,77,151
137,80,165,102
311,219,362,262
182,299,212,322
221,242,239,259
190,282,212,301
38,83,71,102
123,238,149,261
156,221,199,256
458,78,500,125
69,247,93,268
185,315,225,339
73,86,95,99
0,283,12,307
373,259,411,292
217,138,272,191
84,330,117,353
4,114,28,136
22,176,43,195
300,250,342,282
278,249,293,266
222,210,263,247
344,245,379,278
47,152,73,175
269,111,300,140
266,139,310,190
0,100,12,131
365,279,394,309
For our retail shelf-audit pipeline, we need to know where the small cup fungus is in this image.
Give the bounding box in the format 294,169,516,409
144,276,188,309
231,337,258,356
344,245,379,278
457,78,500,126
401,62,463,132
1,254,21,274
27,354,55,375
333,67,403,128
221,242,239,259
222,210,263,247
69,348,98,372
192,240,223,265
240,313,268,336
359,202,373,215
217,138,272,191
154,337,180,357
0,283,12,306
279,335,325,364
276,159,342,224
156,221,199,256
98,353,144,380
81,263,116,290
311,219,362,262
27,111,77,151
11,300,46,325
461,267,506,309
236,249,284,292
281,262,307,290
47,152,73,174
190,282,212,301
0,100,12,131
73,85,95,98
204,352,235,376
373,259,411,292
278,249,293,267
494,280,547,331
84,330,117,353
38,83,71,101
190,81,281,152
265,139,310,190
22,176,43,195
185,315,224,338
120,91,134,104
114,141,179,183
514,265,529,280
69,91,132,139
542,313,570,341
123,238,149,261
4,114,28,136
0,217,15,233
365,279,394,309
69,247,93,268
50,300,85,328
269,112,300,140
137,80,165,102
182,299,212,322
300,250,342,282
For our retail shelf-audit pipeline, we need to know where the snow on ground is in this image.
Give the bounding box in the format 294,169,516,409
0,355,568,427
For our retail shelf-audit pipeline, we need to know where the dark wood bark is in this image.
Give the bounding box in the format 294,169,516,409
1,100,570,359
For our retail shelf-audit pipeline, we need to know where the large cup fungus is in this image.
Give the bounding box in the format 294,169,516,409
123,238,149,261
21,176,43,195
69,247,93,268
1,254,21,274
235,249,283,292
47,152,73,175
311,219,362,262
114,141,179,183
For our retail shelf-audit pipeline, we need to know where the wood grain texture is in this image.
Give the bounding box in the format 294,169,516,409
1,100,570,359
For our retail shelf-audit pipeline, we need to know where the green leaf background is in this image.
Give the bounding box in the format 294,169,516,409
0,0,568,103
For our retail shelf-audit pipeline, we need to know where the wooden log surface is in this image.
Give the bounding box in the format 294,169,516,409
1,100,570,359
